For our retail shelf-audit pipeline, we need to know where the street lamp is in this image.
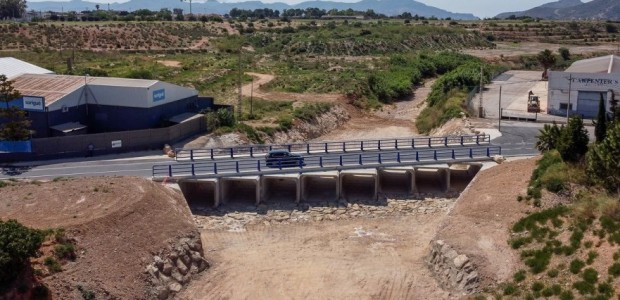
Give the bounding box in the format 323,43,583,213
180,0,193,15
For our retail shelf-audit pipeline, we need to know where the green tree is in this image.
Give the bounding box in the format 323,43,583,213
595,93,607,143
558,47,570,61
536,122,562,152
0,75,31,141
0,0,26,19
557,116,589,162
0,219,45,289
537,49,556,79
587,122,620,197
610,90,619,122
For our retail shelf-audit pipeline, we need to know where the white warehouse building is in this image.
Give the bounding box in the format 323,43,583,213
547,55,620,119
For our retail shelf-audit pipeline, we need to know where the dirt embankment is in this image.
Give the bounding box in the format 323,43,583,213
0,177,198,299
432,158,538,289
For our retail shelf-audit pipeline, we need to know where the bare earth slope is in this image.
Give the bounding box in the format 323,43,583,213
0,177,196,299
434,158,537,287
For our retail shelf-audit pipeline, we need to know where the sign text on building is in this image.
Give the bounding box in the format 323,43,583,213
153,89,166,102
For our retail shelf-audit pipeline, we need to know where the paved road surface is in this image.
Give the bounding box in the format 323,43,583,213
0,125,544,180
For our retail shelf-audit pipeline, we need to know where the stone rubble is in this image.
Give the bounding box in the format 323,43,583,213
192,194,459,231
427,240,479,294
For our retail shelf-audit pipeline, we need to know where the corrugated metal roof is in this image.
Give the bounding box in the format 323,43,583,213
0,57,54,79
11,74,159,106
566,55,620,74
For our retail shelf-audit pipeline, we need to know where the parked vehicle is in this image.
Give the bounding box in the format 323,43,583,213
265,150,305,168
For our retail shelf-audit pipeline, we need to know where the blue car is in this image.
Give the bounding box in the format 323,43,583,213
265,150,305,168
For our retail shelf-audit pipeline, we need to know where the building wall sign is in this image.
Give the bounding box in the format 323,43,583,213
153,89,166,102
22,96,45,111
570,77,620,88
549,72,620,91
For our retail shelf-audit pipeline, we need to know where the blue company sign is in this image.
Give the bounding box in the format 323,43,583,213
153,89,166,102
6,96,45,112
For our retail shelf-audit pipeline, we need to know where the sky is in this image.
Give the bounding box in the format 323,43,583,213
26,0,593,18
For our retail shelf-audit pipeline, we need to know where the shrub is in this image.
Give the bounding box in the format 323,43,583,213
597,282,613,297
54,243,76,261
541,287,554,297
31,284,49,298
572,280,595,295
547,268,559,278
582,268,598,283
570,259,585,274
513,270,527,282
503,283,517,295
557,116,589,162
524,248,552,273
551,284,562,295
608,262,620,277
43,257,62,273
587,122,620,194
510,237,532,249
586,251,598,264
531,281,544,292
559,290,574,300
0,219,45,287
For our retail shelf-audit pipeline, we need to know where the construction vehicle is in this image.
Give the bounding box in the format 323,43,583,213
527,91,541,113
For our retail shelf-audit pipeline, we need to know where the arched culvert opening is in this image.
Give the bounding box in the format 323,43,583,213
262,176,298,203
378,169,412,195
415,168,448,194
178,180,217,210
221,178,259,206
449,164,482,193
301,175,338,203
341,174,377,203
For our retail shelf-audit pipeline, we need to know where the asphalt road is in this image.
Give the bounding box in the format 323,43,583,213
0,124,546,181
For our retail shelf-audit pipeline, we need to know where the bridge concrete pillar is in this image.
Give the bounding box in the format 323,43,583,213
408,170,417,195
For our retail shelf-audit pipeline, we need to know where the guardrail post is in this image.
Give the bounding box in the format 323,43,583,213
451,149,455,159
378,153,382,164
476,135,480,145
168,165,172,177
288,145,292,152
433,150,437,161
210,149,214,160
250,147,254,158
487,147,490,157
428,138,431,148
324,143,328,154
358,154,362,165
230,148,234,159
469,148,473,158
395,140,399,150
257,160,261,171
298,159,303,169
191,164,195,176
343,142,346,153
269,145,273,151
190,150,194,161
411,139,415,149
416,151,419,161
444,137,448,146
460,136,464,146
320,157,323,168
339,156,343,166
397,152,401,163
236,161,240,173
361,141,364,151
499,147,502,155
306,144,310,154
214,163,218,174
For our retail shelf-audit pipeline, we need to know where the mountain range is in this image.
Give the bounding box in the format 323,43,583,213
496,0,620,20
26,0,478,19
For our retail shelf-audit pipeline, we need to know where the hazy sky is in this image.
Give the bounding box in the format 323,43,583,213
26,0,593,18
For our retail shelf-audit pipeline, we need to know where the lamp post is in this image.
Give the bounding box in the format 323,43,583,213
180,0,193,15
566,74,572,122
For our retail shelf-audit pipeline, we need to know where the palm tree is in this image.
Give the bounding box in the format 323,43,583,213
535,122,561,152
537,49,556,80
95,4,100,10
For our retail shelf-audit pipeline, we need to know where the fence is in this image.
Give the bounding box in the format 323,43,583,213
0,117,206,162
0,141,32,153
175,134,491,162
154,146,501,179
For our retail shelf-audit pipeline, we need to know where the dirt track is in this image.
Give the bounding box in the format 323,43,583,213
243,72,343,104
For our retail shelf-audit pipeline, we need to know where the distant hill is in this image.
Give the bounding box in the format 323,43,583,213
26,0,478,20
496,0,620,20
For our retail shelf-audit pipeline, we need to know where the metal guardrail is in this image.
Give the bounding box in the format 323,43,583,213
154,146,501,179
175,134,491,162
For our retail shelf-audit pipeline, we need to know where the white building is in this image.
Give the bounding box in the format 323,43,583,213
547,55,620,119
0,57,54,79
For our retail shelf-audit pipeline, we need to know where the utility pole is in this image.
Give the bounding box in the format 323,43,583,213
237,48,242,121
250,79,254,117
566,74,572,122
498,85,502,131
478,65,484,118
